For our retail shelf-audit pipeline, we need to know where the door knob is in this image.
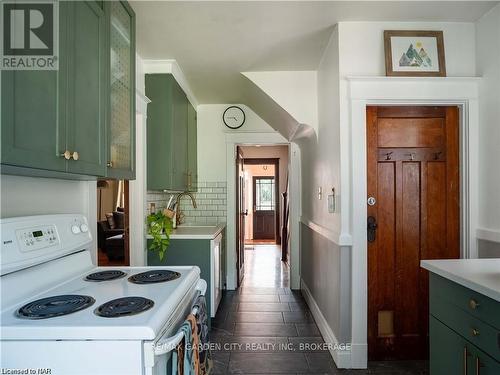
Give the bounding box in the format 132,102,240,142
243,209,248,216
367,216,377,243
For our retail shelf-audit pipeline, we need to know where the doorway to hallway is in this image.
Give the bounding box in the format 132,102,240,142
242,245,289,288
235,145,290,288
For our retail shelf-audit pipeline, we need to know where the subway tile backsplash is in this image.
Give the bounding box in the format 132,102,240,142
146,181,227,225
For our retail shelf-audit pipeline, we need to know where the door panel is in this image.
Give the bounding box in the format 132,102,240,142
171,80,188,190
236,147,245,286
67,1,106,176
1,3,68,172
367,106,460,360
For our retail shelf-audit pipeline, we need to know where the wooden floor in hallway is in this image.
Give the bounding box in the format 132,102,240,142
211,246,429,374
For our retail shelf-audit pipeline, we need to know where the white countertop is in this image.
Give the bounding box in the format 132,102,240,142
421,259,500,302
146,224,225,240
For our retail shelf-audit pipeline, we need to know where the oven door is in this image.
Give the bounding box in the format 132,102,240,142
143,279,207,375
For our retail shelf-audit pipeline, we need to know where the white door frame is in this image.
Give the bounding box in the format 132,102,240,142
225,132,301,290
129,90,150,266
346,77,480,368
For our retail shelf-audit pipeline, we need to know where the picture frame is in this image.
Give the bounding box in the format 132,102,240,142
384,30,446,77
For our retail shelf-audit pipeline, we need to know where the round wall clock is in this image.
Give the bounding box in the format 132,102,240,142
223,106,245,129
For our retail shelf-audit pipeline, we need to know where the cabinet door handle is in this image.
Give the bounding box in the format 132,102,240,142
71,151,79,161
475,357,484,375
471,328,480,337
464,347,470,375
107,161,113,168
60,150,71,160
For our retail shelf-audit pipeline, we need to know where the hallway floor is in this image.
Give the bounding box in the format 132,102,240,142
211,245,428,374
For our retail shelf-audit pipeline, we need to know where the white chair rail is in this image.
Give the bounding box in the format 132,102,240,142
154,279,207,356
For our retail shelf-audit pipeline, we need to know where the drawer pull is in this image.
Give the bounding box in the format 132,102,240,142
464,347,470,375
475,357,484,375
471,328,480,337
469,299,480,309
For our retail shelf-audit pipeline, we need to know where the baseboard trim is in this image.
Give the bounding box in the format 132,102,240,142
301,279,352,368
477,228,500,244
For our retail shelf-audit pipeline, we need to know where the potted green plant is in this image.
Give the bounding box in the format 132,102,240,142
146,211,173,261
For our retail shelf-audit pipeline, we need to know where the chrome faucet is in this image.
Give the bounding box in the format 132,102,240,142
174,192,197,226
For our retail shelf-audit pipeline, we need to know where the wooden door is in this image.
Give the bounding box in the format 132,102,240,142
236,146,246,286
67,0,106,176
367,106,460,360
253,176,276,240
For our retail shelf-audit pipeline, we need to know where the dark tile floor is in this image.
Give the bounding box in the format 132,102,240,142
210,246,429,374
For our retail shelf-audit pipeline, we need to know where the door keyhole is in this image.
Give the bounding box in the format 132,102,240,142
367,216,377,243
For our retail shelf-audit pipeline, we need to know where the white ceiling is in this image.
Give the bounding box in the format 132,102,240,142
132,1,497,104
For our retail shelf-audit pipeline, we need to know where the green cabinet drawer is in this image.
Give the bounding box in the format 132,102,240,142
431,293,500,361
430,316,500,375
430,274,500,329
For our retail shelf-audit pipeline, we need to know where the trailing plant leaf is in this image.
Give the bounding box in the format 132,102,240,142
146,211,173,261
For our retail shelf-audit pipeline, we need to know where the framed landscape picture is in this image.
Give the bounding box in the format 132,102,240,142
384,30,446,77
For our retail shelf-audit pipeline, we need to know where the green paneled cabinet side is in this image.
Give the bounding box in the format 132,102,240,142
66,0,107,176
147,238,212,326
1,2,69,172
171,80,188,191
187,101,198,192
105,0,136,180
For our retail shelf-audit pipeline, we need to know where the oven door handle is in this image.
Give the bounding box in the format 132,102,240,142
153,279,207,356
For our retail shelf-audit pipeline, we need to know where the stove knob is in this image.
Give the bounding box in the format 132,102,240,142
80,223,89,233
71,225,81,234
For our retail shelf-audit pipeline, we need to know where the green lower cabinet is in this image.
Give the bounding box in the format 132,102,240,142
147,233,223,326
429,274,500,374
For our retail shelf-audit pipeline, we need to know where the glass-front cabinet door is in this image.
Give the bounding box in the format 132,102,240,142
106,1,135,180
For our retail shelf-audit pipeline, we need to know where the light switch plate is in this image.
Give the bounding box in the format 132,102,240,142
328,188,336,213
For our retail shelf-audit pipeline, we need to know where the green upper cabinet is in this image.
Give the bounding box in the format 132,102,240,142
1,2,69,173
66,1,107,176
1,1,136,180
146,74,197,191
187,101,198,192
105,1,136,180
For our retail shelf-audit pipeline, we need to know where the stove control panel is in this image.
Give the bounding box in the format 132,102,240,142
16,225,60,252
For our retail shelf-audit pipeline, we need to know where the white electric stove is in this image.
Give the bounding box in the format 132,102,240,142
0,214,206,375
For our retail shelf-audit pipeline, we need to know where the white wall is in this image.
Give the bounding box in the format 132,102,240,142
338,22,476,77
197,104,278,182
242,71,318,131
476,5,500,243
0,175,98,263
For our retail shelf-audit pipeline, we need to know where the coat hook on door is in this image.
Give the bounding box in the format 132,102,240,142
434,151,442,160
405,153,416,161
385,152,393,160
